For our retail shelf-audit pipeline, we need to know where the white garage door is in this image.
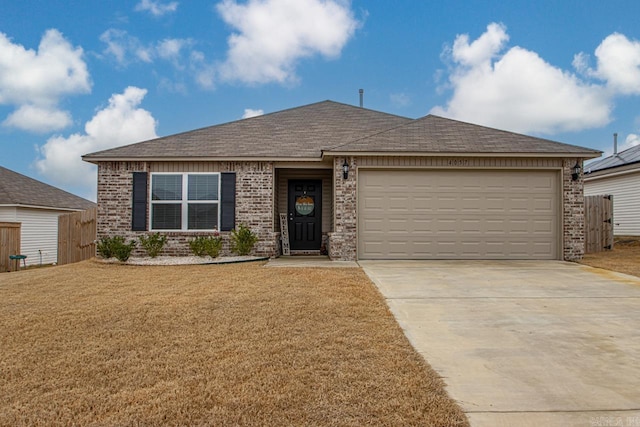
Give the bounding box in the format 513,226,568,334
358,169,559,260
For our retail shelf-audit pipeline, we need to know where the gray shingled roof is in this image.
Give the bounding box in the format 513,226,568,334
83,100,601,161
0,166,96,210
327,115,602,156
585,144,640,173
83,101,412,161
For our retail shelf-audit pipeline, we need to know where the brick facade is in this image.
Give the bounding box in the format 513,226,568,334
97,156,586,262
562,158,586,261
328,156,357,261
97,161,278,258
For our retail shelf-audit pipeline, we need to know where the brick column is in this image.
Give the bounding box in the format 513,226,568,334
562,158,585,261
328,156,357,260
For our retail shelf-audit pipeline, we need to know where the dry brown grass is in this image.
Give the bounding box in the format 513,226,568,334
0,260,468,427
579,237,640,278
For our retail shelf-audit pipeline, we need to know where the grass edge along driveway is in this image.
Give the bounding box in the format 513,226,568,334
0,260,469,427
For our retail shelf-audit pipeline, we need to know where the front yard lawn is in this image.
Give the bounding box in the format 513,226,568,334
0,260,468,426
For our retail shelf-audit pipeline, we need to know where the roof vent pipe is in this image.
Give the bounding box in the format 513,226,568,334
614,133,618,155
359,89,364,108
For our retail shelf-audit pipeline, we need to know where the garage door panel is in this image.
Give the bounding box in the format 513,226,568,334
358,170,559,260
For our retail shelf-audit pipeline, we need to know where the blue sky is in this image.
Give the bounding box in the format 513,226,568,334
1,0,639,200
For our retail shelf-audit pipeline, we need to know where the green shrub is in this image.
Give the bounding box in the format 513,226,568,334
230,224,258,256
97,236,136,262
189,234,223,258
139,233,167,258
96,237,114,259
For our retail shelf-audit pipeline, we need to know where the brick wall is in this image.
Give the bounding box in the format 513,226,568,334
562,158,586,261
97,161,278,258
328,156,357,261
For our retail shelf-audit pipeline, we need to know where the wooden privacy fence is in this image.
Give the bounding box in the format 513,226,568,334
0,222,21,272
584,195,614,254
58,208,97,265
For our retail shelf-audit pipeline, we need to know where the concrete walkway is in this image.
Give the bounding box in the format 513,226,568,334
360,260,640,427
266,256,359,268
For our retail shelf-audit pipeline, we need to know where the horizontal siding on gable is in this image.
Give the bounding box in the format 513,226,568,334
585,171,640,235
150,162,221,172
357,157,563,168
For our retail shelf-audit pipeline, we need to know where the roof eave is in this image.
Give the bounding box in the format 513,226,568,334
0,203,91,211
82,155,325,164
322,151,602,159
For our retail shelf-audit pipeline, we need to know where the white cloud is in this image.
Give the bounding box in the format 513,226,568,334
217,0,360,84
242,108,263,118
432,23,613,134
189,51,216,89
35,87,158,199
100,29,154,66
100,30,213,88
135,0,178,16
390,92,411,108
621,133,640,151
2,105,71,133
582,33,640,95
0,29,90,132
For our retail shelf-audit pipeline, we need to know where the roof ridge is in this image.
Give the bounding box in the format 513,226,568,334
324,116,416,151
83,100,413,160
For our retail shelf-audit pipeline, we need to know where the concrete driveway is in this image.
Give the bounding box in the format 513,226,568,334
360,260,640,427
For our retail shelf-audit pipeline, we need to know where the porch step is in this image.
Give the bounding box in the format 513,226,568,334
289,250,321,256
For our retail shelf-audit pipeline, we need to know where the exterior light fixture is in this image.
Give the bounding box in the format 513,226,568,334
342,159,349,180
572,161,582,181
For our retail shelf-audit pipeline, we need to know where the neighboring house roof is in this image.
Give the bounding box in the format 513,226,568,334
0,166,96,210
327,115,601,156
585,144,640,174
83,100,601,162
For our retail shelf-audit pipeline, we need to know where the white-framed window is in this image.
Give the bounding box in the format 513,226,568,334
150,173,220,231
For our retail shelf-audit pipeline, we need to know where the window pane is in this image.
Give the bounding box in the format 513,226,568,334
188,175,218,201
152,204,181,229
152,175,182,201
188,204,218,230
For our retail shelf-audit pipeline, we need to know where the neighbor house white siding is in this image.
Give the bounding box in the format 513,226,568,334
0,206,66,266
0,206,18,222
585,170,640,236
16,208,62,266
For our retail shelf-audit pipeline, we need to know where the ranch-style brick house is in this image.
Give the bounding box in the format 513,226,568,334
82,100,601,261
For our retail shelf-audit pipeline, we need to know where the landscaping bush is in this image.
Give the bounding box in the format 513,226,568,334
97,236,136,262
230,224,258,256
189,232,222,258
139,233,167,258
96,237,114,259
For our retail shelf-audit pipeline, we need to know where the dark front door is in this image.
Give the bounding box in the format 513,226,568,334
288,180,322,251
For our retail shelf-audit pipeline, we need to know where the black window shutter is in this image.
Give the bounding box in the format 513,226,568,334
220,172,236,231
132,172,148,231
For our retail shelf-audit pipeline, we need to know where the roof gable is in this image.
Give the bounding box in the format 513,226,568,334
0,166,95,210
83,101,601,162
327,115,602,156
83,100,412,161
